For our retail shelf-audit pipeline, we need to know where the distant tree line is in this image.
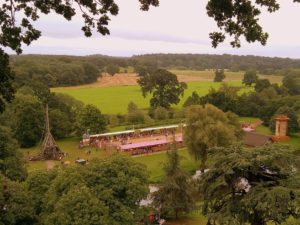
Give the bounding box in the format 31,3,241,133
10,55,126,87
9,53,300,89
131,54,300,74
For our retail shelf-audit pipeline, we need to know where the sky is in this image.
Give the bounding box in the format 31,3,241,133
6,0,300,58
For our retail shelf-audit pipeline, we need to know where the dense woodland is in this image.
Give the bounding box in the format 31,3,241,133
10,55,126,87
10,53,300,87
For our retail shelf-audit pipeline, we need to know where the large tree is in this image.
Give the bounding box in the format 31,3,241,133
0,176,37,225
10,92,44,148
0,126,27,181
255,78,271,92
137,69,187,108
42,155,149,225
282,71,300,95
213,69,225,82
76,104,106,135
106,64,119,76
200,144,300,225
153,150,195,219
242,70,258,86
184,104,240,172
0,49,14,113
198,84,240,113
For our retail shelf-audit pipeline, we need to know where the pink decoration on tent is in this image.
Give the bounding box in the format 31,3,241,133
242,127,255,132
120,135,183,151
121,140,168,151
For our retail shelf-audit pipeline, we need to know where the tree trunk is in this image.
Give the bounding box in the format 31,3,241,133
200,149,208,173
200,157,206,173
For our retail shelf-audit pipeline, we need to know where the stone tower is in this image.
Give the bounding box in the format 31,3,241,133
274,114,289,141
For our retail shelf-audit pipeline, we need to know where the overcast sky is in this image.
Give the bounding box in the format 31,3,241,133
7,0,300,58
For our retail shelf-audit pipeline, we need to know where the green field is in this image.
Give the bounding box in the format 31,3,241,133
52,69,283,114
53,80,250,114
24,137,198,183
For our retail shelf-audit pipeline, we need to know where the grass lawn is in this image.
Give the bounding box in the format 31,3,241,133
52,69,282,114
23,137,199,183
53,80,249,114
134,148,199,183
283,132,300,149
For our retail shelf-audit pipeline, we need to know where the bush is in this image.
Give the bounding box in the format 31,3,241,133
154,107,169,120
127,110,147,124
108,115,119,127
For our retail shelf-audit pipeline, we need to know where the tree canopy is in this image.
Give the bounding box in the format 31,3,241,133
42,155,149,225
76,104,106,135
243,70,258,86
282,71,300,95
213,69,225,82
137,69,187,108
1,155,149,225
0,49,14,113
0,126,27,181
184,104,240,171
200,144,300,225
255,79,271,92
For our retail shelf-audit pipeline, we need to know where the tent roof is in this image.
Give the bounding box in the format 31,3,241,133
139,124,179,132
90,130,135,138
89,124,185,138
120,135,183,151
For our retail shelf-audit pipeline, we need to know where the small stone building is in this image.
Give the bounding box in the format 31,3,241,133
273,114,290,141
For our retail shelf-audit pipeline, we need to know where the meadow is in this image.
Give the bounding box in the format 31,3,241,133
53,80,249,114
52,70,282,114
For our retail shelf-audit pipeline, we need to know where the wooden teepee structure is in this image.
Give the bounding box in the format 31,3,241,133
30,105,64,161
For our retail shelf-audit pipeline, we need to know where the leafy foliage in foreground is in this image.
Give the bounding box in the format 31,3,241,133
1,0,299,53
184,104,241,171
201,144,300,225
0,49,14,113
0,155,149,225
